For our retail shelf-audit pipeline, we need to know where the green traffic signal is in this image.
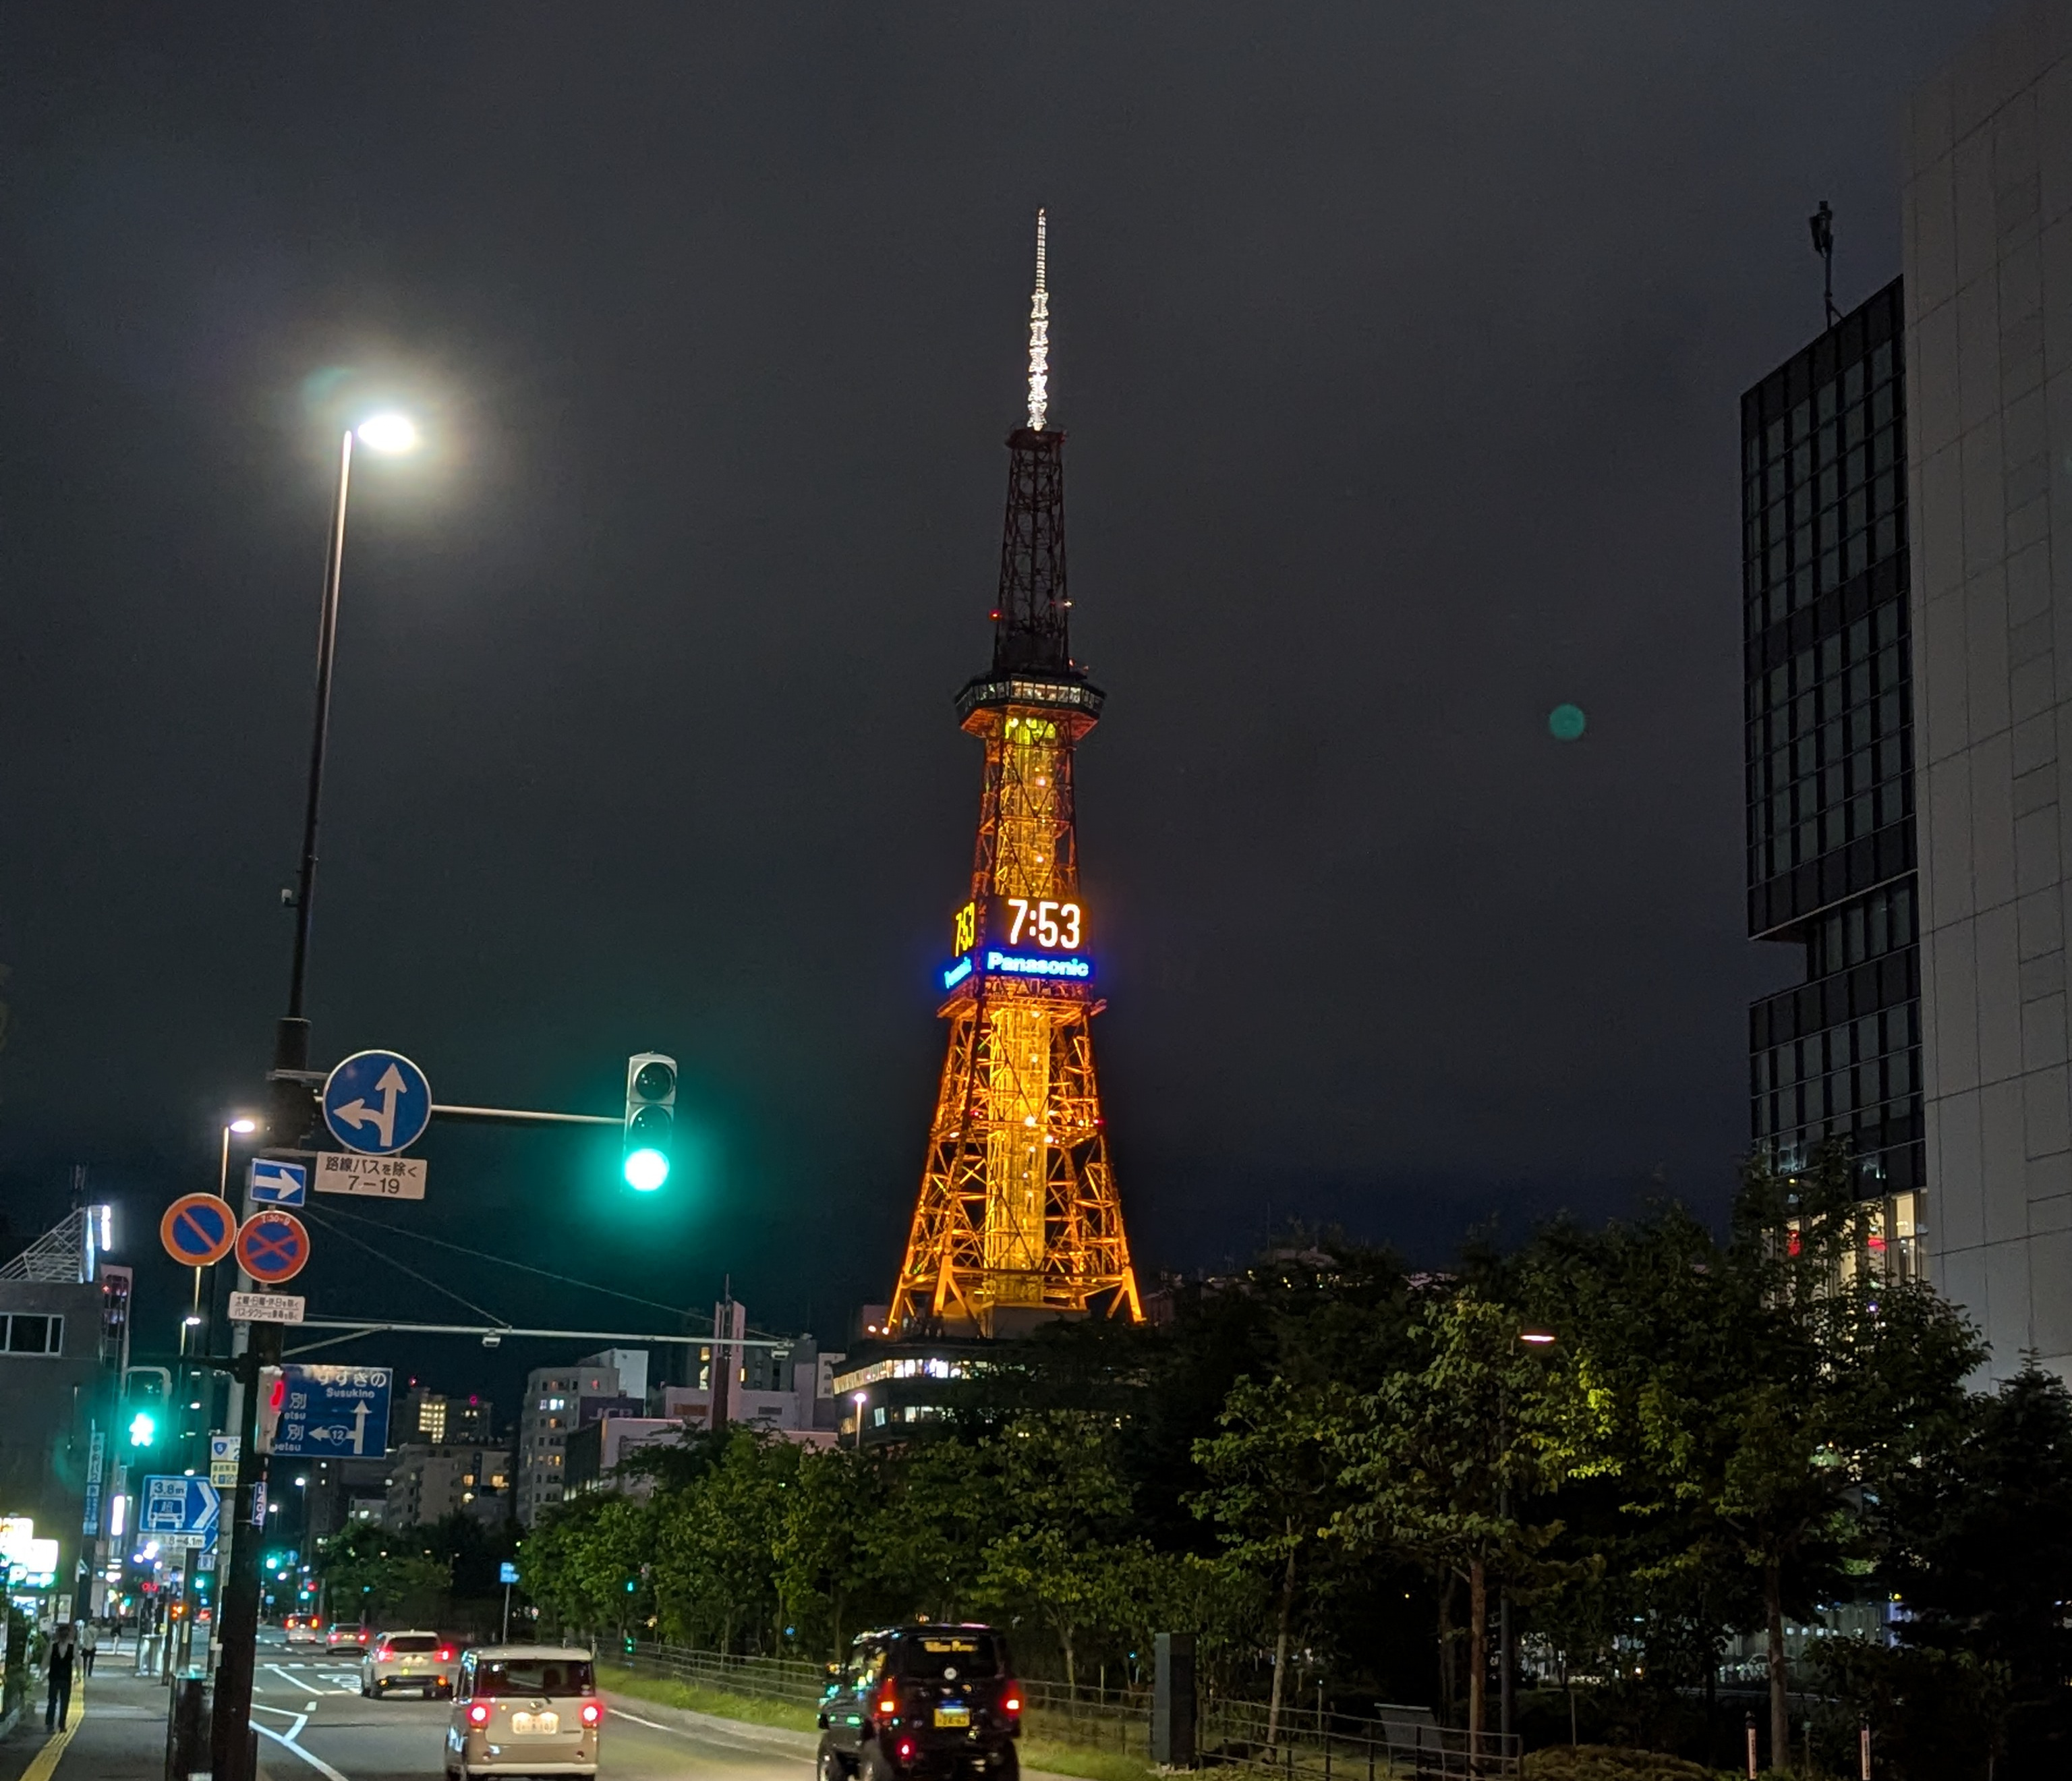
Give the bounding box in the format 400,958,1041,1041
128,1410,157,1447
623,1052,676,1191
623,1147,669,1191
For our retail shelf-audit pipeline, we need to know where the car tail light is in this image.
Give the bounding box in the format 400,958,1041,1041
580,1701,603,1726
467,1703,491,1726
897,1739,915,1763
1003,1692,1022,1715
877,1687,900,1717
437,1647,454,1662
375,1646,393,1661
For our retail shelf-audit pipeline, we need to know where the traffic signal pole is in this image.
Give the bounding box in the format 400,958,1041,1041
210,1316,283,1781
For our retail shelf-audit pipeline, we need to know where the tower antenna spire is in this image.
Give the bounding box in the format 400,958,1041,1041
1027,208,1049,432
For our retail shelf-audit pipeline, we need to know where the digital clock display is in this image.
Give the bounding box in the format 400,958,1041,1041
951,897,1085,955
942,897,1094,991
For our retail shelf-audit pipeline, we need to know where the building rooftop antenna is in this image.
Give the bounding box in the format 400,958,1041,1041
1809,200,1839,329
1027,208,1050,432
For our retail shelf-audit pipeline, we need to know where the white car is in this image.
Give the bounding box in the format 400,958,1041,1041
447,1645,602,1778
362,1629,459,1699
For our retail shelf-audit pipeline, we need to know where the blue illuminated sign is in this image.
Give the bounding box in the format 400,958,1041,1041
940,949,1094,989
987,948,1091,979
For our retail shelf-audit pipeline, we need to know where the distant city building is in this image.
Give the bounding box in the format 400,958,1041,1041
383,1442,511,1529
1739,277,1924,1266
1901,0,2072,1382
565,1415,691,1496
515,1351,638,1527
391,1384,495,1448
302,1455,391,1542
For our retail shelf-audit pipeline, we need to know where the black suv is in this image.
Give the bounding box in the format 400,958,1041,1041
816,1625,1022,1781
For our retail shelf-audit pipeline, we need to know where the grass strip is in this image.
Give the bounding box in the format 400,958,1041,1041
597,1662,823,1733
1018,1739,1161,1781
596,1663,1159,1781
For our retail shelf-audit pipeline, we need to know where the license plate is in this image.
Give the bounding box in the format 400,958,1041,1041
934,1705,971,1728
510,1712,560,1735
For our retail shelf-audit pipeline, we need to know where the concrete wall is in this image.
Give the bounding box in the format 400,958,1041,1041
1904,0,2072,1381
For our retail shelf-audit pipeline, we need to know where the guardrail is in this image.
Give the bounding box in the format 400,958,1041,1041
620,1643,1519,1777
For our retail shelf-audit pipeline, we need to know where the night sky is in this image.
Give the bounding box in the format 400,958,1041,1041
0,5,2004,1390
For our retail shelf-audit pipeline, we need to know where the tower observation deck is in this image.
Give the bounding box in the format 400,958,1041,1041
890,213,1143,1336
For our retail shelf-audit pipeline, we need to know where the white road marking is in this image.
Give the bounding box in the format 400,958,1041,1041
252,1716,351,1781
609,1705,813,1759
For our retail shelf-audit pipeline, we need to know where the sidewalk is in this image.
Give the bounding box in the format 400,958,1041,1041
0,1668,173,1781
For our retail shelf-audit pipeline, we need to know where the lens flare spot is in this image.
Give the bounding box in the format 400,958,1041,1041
1548,703,1587,741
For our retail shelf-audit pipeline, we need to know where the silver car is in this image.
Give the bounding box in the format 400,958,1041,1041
362,1629,458,1698
446,1645,602,1778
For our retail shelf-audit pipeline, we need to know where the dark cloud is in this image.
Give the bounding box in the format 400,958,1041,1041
0,3,2003,1361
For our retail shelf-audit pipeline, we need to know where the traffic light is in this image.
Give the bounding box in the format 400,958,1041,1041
123,1367,170,1450
623,1052,676,1191
256,1365,287,1454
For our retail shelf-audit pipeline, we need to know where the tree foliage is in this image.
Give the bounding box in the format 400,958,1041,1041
511,1210,2068,1774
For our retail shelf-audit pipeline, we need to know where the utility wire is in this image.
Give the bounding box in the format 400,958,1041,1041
305,1201,700,1325
299,1205,511,1329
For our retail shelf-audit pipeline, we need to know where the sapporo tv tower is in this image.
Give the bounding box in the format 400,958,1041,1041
889,211,1143,1336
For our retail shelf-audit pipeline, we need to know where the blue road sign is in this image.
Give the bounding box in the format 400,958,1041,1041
322,1049,432,1156
249,1158,308,1207
500,1561,520,1585
140,1475,220,1539
270,1363,393,1459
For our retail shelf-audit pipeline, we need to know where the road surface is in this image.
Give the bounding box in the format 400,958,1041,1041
0,1636,819,1781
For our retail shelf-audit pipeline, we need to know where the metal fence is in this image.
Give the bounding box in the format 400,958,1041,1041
620,1643,1519,1777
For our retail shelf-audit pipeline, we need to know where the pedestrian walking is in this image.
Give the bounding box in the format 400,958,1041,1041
79,1618,98,1676
45,1622,76,1730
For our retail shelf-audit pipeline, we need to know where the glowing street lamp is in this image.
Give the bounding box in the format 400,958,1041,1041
355,412,419,455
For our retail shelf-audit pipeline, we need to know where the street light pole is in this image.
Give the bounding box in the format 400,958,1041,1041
280,424,354,1067
214,412,418,1781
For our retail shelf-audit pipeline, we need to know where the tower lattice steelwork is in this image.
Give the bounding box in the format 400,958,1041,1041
890,213,1143,1336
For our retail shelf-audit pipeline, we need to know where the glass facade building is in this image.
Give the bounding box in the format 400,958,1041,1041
1742,278,1924,1201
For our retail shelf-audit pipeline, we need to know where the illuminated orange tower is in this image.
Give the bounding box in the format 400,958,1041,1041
890,213,1143,1336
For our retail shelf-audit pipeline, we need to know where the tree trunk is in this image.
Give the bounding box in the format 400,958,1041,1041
1468,1559,1488,1753
1267,1539,1297,1747
1437,1579,1457,1727
1062,1624,1078,1700
1764,1556,1788,1772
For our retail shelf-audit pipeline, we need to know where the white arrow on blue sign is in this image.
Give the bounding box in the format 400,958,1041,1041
321,1050,432,1156
248,1158,308,1207
269,1363,393,1459
140,1474,220,1538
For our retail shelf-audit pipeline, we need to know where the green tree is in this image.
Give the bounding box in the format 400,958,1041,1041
653,1430,800,1650
858,1436,991,1621
776,1445,890,1656
521,1492,654,1639
978,1411,1148,1696
1872,1363,2072,1772
1702,1152,1980,1768
1191,1375,1356,1743
311,1520,452,1627
1332,1292,1599,1747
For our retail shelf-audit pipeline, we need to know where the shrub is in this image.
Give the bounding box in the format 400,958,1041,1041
1521,1746,1729,1781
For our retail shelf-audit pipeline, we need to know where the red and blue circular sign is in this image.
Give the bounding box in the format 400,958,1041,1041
161,1193,238,1267
235,1210,312,1284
